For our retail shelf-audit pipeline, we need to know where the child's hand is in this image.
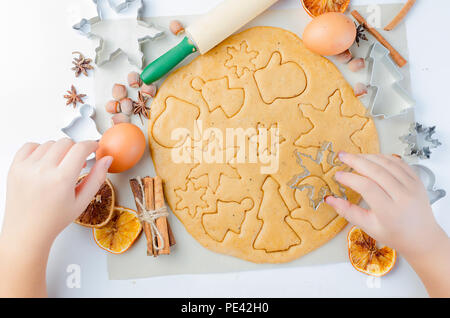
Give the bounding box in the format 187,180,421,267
325,153,445,258
2,139,113,249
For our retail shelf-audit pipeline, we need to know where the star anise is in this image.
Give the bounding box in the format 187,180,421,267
133,91,150,124
64,85,86,108
355,23,368,47
72,51,94,77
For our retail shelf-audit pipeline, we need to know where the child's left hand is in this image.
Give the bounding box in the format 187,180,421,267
2,139,113,250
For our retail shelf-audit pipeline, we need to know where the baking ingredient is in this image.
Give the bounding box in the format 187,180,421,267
127,71,142,88
112,84,128,100
71,51,94,77
335,49,352,63
120,98,134,115
130,176,176,256
64,85,86,108
141,83,157,98
105,100,120,114
302,0,351,18
355,23,368,47
93,207,142,254
347,227,396,277
354,82,368,97
169,20,185,36
351,10,407,67
111,113,130,125
348,58,365,72
150,26,379,263
384,0,416,31
303,12,357,56
133,91,151,124
96,123,146,173
75,176,115,228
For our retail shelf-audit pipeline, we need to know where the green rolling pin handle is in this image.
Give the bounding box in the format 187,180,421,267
140,36,198,85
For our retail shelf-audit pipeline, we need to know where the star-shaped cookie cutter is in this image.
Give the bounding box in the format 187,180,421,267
73,0,164,69
288,142,349,210
400,123,442,159
365,43,415,119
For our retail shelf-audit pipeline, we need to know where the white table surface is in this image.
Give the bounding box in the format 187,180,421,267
1,0,449,298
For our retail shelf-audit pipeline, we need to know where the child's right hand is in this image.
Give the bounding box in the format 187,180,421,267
325,152,447,259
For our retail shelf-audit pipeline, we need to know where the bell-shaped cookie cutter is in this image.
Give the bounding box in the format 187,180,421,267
288,142,349,211
73,0,164,68
410,165,446,205
62,104,102,160
365,42,415,119
400,122,442,159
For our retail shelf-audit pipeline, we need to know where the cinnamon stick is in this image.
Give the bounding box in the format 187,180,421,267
154,176,171,255
130,178,154,256
351,10,407,68
384,0,416,31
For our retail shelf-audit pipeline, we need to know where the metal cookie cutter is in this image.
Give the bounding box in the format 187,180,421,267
73,0,164,69
62,105,102,160
288,142,349,210
411,165,446,205
365,43,415,118
105,0,135,12
400,123,442,159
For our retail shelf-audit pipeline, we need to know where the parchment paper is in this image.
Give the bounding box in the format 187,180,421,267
92,4,414,280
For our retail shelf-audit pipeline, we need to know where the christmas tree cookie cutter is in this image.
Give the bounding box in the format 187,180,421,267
62,104,102,160
73,0,164,69
365,42,415,119
288,142,349,210
411,165,446,205
400,123,442,159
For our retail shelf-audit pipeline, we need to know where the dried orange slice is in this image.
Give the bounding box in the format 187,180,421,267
302,0,351,17
93,207,142,254
75,175,115,228
347,226,396,277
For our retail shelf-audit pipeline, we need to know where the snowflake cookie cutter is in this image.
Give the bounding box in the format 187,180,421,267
62,104,102,160
73,0,164,69
365,42,415,119
410,165,446,205
400,123,442,159
288,142,349,211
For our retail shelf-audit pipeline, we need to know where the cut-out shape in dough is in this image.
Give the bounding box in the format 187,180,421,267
202,198,254,242
291,176,338,230
254,176,301,252
254,52,307,104
296,90,367,153
189,162,241,193
225,41,258,77
152,97,200,148
191,77,245,118
254,122,286,157
175,180,207,217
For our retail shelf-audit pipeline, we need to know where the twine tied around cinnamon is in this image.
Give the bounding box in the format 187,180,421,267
134,177,169,251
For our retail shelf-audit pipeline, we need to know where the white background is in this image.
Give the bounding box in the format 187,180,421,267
0,0,449,297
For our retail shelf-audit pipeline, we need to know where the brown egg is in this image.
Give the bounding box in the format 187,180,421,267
96,123,146,173
303,12,356,56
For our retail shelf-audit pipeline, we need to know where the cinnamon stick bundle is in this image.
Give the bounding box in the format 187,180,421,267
130,176,176,257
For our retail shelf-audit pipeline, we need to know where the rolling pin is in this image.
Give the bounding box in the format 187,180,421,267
140,0,279,84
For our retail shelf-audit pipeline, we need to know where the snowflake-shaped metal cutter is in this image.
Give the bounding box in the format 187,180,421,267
73,0,164,68
288,142,349,210
400,123,442,159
